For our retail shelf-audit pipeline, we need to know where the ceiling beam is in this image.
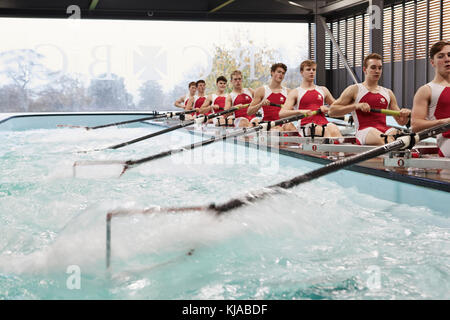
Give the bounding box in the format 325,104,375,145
209,0,236,13
317,0,369,15
89,0,99,11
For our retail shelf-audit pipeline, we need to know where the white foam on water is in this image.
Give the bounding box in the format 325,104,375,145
1,124,449,299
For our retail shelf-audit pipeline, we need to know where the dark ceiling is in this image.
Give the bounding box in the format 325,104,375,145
0,0,370,22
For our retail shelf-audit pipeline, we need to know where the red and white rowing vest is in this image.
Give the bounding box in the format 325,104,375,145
183,94,191,106
296,86,328,126
353,84,391,133
261,85,288,122
426,82,450,157
193,95,206,115
230,88,254,120
211,93,227,115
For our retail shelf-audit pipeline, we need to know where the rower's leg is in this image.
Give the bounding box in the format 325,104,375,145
323,123,343,137
238,118,250,128
269,125,282,131
281,123,297,132
364,128,385,145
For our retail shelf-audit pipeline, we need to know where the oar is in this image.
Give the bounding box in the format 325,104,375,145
209,122,450,213
57,110,195,130
73,110,322,177
269,102,354,125
78,105,249,153
370,108,403,117
370,108,412,129
132,122,450,215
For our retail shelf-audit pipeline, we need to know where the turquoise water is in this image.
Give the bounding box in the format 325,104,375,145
0,115,449,299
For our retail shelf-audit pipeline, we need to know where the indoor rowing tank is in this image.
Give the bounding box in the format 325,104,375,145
0,113,449,299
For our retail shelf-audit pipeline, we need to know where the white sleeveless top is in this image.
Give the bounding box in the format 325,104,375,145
354,83,390,104
426,82,450,157
263,85,288,100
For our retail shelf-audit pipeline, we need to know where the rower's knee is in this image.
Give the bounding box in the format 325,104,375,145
238,119,250,128
325,123,342,137
282,123,297,132
365,129,385,145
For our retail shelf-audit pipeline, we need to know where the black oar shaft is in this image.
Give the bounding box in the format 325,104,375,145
211,138,406,213
105,106,244,151
89,114,166,130
124,111,317,169
210,123,450,214
109,123,188,150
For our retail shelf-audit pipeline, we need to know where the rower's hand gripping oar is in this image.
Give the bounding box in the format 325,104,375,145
269,102,354,124
77,104,249,153
73,109,321,177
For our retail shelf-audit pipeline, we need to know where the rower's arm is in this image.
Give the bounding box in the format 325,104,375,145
388,89,411,126
247,87,265,116
223,94,234,117
328,85,359,117
198,95,212,114
323,87,336,106
174,96,185,109
321,87,336,114
411,85,450,132
279,90,304,118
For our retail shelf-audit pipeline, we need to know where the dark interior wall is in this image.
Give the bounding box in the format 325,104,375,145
323,0,449,109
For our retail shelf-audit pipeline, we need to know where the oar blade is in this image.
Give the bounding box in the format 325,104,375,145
73,160,127,179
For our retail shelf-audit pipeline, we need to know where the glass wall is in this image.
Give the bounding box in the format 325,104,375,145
0,18,308,112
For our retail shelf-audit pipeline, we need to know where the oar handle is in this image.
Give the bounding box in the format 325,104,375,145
370,108,400,116
270,103,283,108
264,109,321,128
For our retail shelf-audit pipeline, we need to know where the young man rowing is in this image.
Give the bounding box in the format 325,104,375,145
280,60,342,137
247,63,292,131
199,76,228,116
223,70,258,128
174,81,197,109
186,79,207,116
412,40,450,157
329,53,410,145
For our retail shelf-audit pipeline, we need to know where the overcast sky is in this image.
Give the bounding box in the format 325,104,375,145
0,17,308,98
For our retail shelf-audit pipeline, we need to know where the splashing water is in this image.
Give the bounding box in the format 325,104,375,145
0,123,449,299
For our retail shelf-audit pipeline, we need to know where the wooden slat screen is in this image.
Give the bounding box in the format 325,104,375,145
404,1,415,61
347,18,354,67
393,4,403,62
415,0,428,59
339,20,346,68
363,13,370,58
428,0,441,47
444,0,450,41
309,23,315,61
355,15,363,67
325,22,331,69
383,6,392,63
332,21,339,69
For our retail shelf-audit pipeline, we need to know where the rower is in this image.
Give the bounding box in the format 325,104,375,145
329,53,410,145
412,40,450,157
186,80,207,117
174,81,197,110
224,70,259,128
199,76,228,124
279,60,342,138
247,63,292,131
